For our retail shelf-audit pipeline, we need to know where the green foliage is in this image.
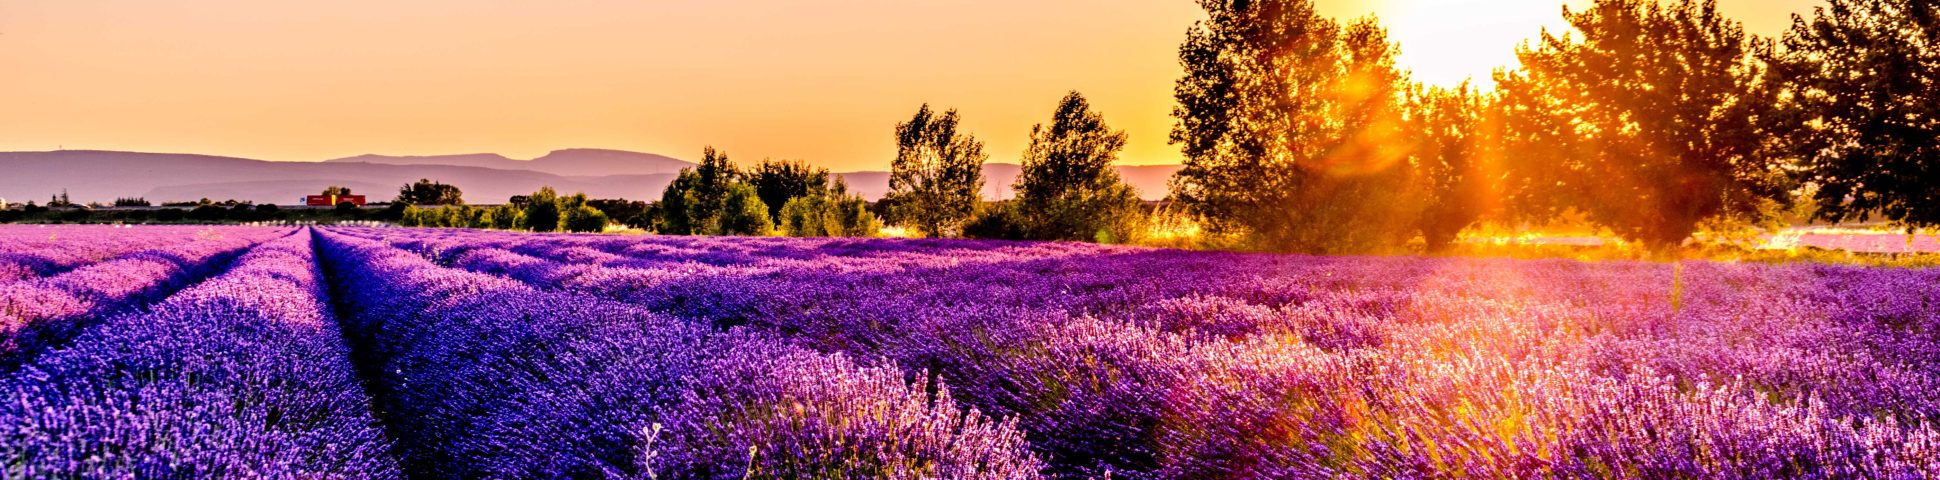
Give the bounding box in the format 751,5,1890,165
1014,91,1147,243
488,204,524,230
322,186,352,196
396,206,421,227
1170,1,1419,253
188,204,228,222
586,199,650,229
887,104,986,238
657,147,742,235
748,159,830,223
1405,84,1494,252
562,205,611,233
396,179,464,206
717,183,775,236
1772,0,1940,228
401,201,568,231
962,202,1030,241
1503,0,1785,248
778,178,881,237
380,202,409,222
523,187,563,232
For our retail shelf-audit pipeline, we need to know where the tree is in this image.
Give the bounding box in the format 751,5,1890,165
587,199,650,229
1772,0,1940,228
397,179,464,206
887,104,986,237
657,147,741,235
1014,91,1146,243
962,202,1031,240
1170,1,1419,253
748,159,830,223
716,183,774,236
488,204,524,230
778,177,881,237
562,205,611,233
1406,84,1496,251
523,187,563,232
322,186,353,196
1506,0,1786,248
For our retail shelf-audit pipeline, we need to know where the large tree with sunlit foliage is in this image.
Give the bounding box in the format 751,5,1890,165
1405,84,1498,252
1014,91,1145,243
1771,0,1940,229
887,104,987,238
1503,0,1788,248
1170,0,1421,253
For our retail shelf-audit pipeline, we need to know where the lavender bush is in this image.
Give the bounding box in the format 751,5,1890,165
315,229,1043,479
0,227,287,370
4,224,1935,478
0,230,398,477
346,227,1940,478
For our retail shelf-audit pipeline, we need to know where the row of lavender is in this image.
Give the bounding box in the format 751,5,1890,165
0,226,251,286
1,230,397,476
2,226,1045,478
0,227,291,370
347,227,1940,478
6,224,1937,478
310,229,1042,478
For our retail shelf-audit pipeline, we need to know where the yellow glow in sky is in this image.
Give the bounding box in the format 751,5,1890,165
0,0,1819,171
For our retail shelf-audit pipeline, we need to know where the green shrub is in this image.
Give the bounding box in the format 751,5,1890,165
717,183,773,236
562,205,610,233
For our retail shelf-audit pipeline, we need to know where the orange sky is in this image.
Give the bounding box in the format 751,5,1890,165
0,0,1819,171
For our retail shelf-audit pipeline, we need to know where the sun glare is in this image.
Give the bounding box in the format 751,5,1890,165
1360,0,1592,89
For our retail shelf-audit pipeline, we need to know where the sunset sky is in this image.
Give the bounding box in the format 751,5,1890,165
0,0,1819,171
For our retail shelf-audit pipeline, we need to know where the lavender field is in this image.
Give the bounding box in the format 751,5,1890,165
3,225,1938,478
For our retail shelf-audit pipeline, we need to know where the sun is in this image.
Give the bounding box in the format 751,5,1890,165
1353,0,1592,89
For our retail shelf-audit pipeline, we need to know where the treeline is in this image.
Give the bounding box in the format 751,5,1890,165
1164,0,1939,253
652,148,881,237
635,92,1146,242
397,187,613,233
0,200,351,224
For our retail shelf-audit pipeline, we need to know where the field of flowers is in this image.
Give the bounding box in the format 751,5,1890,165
3,225,1937,478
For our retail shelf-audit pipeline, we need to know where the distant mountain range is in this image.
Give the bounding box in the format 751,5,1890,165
0,149,1179,206
323,148,692,177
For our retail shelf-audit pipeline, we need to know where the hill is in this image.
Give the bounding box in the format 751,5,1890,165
325,148,692,177
0,151,673,205
0,150,1179,205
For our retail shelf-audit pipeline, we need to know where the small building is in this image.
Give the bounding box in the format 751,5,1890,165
305,194,367,207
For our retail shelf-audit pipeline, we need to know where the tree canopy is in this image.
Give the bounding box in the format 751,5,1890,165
888,104,986,238
657,147,743,235
1773,0,1940,228
748,159,830,224
1014,91,1145,242
1169,0,1419,253
396,179,464,206
1504,0,1786,247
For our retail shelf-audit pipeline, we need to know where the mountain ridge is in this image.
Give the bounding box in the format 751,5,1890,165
324,148,692,177
0,149,1179,205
